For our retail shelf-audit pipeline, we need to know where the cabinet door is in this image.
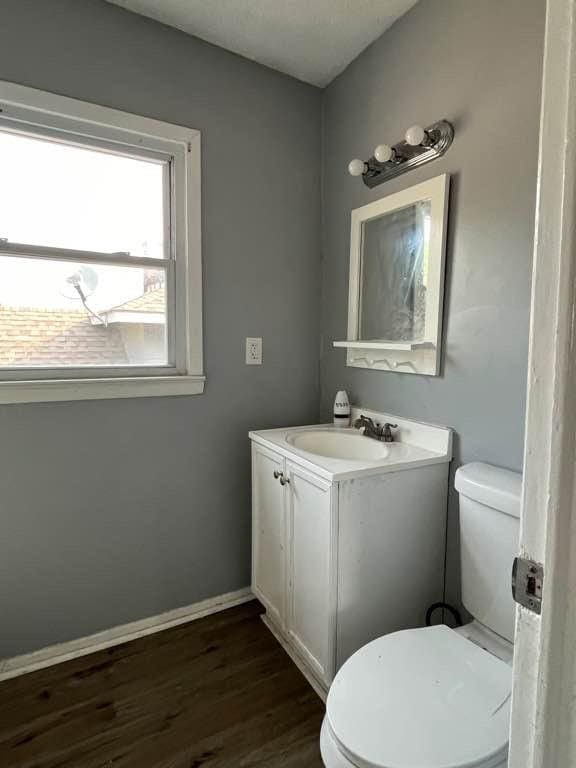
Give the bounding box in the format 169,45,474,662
252,444,286,628
286,461,334,684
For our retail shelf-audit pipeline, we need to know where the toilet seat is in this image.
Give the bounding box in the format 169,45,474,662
326,625,511,768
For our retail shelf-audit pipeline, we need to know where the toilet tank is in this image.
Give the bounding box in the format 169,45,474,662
455,462,522,643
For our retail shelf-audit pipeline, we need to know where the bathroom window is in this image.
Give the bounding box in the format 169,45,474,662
0,81,203,403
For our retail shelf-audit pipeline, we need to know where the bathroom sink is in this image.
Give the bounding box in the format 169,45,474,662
287,430,391,461
251,412,452,480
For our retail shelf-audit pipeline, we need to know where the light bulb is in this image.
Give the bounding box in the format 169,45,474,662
374,144,393,163
348,158,366,177
405,124,426,146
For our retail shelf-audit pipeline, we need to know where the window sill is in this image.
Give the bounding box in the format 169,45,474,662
0,375,206,404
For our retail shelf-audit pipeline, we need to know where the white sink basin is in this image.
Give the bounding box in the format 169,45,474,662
251,416,452,480
287,430,391,461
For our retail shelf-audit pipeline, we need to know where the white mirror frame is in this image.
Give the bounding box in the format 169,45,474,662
334,173,450,376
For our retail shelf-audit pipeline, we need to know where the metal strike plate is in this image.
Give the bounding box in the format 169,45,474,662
512,556,543,615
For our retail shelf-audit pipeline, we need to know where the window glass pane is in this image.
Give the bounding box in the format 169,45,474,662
0,130,167,258
0,256,168,368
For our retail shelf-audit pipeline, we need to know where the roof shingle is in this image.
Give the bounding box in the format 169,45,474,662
0,306,129,366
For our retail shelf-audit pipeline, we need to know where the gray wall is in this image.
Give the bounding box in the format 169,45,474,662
0,0,322,657
0,0,546,657
320,0,545,606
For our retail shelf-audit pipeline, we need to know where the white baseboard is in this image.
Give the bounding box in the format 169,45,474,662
261,614,327,703
0,587,253,683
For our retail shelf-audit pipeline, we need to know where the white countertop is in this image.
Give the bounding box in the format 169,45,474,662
249,421,452,482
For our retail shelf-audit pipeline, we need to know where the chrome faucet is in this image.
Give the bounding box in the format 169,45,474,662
353,415,398,442
353,415,380,439
381,423,398,443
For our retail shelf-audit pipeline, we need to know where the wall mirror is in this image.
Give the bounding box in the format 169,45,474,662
334,174,449,375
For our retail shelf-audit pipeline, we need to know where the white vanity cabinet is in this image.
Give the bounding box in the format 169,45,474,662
250,410,452,697
251,444,287,629
252,444,335,684
284,460,335,683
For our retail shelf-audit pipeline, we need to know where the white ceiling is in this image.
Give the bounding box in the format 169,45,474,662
106,0,419,87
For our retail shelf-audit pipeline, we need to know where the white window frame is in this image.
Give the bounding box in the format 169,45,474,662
0,80,204,403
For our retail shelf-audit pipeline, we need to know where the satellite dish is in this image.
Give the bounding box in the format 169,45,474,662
59,265,99,301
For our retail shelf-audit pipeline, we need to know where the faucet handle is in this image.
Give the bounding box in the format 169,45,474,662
382,423,398,442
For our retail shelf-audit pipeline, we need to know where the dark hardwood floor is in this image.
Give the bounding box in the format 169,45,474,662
0,601,325,768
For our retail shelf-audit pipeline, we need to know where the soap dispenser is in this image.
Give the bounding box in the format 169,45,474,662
333,390,351,426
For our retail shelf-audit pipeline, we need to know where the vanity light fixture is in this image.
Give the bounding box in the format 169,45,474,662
348,147,398,173
348,158,367,177
404,124,429,147
374,143,397,163
348,119,454,188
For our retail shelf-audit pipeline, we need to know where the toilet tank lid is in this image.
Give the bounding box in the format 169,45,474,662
455,462,522,519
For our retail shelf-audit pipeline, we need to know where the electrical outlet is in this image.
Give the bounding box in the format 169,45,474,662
245,337,263,365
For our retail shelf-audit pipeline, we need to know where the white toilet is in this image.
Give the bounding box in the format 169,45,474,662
320,462,522,768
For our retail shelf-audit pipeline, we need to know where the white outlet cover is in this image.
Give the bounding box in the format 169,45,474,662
246,337,263,365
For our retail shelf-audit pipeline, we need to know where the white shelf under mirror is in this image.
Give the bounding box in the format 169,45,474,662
333,340,436,351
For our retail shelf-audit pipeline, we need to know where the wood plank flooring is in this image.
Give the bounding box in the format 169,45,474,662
0,601,325,768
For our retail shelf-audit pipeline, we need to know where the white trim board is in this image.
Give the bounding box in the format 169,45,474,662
508,0,576,765
0,587,253,682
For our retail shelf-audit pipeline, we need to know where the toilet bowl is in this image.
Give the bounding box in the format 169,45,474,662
321,623,511,768
320,462,522,768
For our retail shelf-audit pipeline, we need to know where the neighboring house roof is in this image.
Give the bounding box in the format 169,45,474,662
0,287,166,367
106,287,165,313
98,287,165,325
0,306,129,366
